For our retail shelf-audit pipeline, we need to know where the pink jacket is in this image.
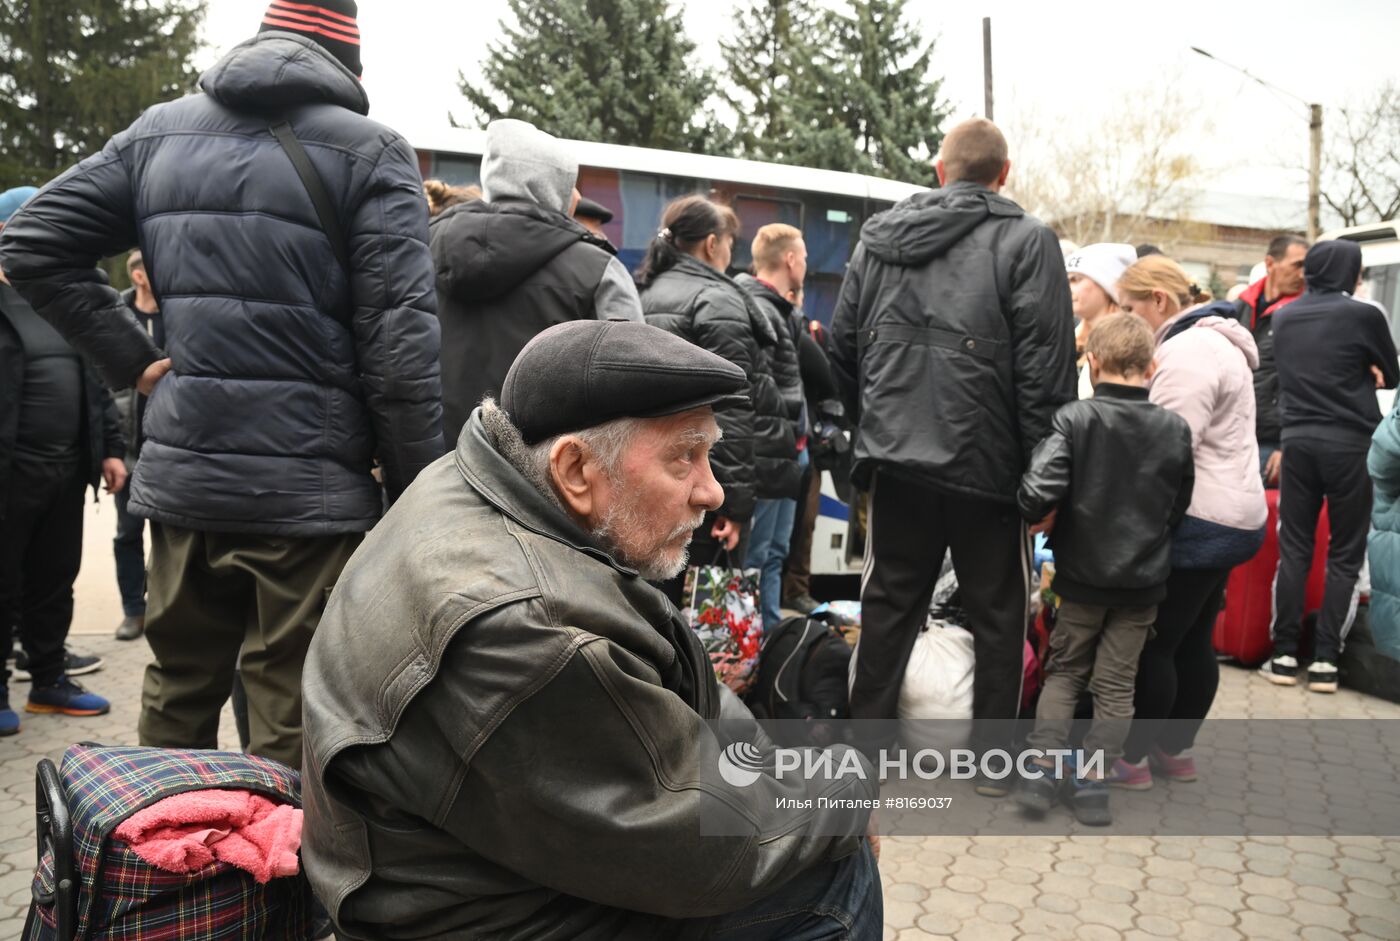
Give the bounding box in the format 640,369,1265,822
1150,310,1268,532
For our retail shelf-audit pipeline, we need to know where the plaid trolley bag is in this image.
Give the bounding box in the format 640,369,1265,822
24,744,313,941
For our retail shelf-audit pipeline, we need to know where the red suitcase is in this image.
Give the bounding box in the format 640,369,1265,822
1212,489,1329,665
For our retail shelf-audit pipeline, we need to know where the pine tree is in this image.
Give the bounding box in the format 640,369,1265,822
459,0,717,151
802,0,949,183
0,0,206,186
718,0,820,162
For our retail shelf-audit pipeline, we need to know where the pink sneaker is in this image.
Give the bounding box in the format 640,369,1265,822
1149,746,1197,783
1106,757,1153,791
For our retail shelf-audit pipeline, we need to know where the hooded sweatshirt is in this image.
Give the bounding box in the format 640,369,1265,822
431,120,642,444
1150,304,1268,544
828,180,1076,502
1273,239,1399,449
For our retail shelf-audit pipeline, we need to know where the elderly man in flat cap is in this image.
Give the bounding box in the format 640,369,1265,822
301,320,881,940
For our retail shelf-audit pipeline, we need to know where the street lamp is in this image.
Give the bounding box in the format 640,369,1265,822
1190,46,1323,241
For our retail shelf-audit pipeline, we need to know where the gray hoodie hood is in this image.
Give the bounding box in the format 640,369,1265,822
200,32,369,116
860,180,1024,267
480,120,578,216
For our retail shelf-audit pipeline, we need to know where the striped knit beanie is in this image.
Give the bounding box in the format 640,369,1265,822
260,0,362,77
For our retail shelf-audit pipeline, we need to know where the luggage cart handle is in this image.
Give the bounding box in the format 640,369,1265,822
34,758,77,941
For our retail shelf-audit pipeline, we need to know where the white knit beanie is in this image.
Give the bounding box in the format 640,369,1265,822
1065,243,1136,305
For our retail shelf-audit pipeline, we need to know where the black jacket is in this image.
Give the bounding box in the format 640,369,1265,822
1275,240,1400,450
1018,384,1195,605
431,198,633,444
301,411,871,939
0,33,444,536
0,284,124,513
735,274,804,438
111,288,162,466
830,181,1077,502
642,257,799,514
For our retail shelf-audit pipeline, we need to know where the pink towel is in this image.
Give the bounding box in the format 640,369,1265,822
114,789,302,883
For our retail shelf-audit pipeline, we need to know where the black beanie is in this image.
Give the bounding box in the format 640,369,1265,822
260,0,362,77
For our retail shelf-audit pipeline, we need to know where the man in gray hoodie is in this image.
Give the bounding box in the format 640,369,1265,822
430,119,643,445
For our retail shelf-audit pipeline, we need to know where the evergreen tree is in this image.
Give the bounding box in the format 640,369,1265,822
459,0,716,151
718,0,820,162
0,0,206,186
802,0,949,183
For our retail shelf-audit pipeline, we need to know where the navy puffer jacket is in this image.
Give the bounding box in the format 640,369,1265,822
0,33,445,536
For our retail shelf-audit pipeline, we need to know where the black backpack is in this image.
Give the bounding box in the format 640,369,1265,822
746,616,852,744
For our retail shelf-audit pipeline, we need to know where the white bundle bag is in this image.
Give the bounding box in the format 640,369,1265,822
848,617,975,750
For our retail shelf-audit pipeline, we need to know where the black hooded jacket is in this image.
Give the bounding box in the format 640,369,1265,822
829,180,1077,502
0,32,445,536
1274,239,1399,449
0,284,124,514
431,199,623,444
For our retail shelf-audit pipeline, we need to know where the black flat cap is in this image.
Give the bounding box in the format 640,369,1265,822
501,320,750,444
574,195,614,223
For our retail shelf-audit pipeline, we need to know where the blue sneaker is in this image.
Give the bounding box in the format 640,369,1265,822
26,677,110,716
0,688,18,735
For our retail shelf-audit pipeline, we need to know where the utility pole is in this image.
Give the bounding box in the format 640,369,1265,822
1190,47,1322,240
982,18,994,120
1308,103,1322,241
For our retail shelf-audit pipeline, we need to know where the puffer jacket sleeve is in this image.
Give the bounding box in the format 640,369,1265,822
347,135,447,502
1016,408,1073,524
1008,227,1077,463
692,286,759,521
829,243,866,420
0,134,158,391
447,638,872,919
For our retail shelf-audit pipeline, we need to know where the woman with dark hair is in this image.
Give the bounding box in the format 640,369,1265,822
640,195,800,603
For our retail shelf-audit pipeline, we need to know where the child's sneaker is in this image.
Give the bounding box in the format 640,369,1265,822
0,687,18,736
26,677,110,716
1061,774,1112,826
1105,757,1153,790
1014,765,1058,817
1259,654,1299,686
1307,661,1338,693
1149,746,1197,783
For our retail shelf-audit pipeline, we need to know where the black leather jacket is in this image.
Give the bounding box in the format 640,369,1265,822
301,409,872,940
1017,384,1195,605
830,181,1077,502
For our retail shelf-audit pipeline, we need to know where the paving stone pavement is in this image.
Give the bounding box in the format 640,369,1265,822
2,502,1400,937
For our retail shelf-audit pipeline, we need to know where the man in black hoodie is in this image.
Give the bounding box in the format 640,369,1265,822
831,118,1076,781
1262,240,1399,693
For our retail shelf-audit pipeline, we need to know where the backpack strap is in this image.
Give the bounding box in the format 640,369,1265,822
269,120,352,327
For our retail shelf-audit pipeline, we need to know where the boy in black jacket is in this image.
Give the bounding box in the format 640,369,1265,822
1014,314,1195,824
1262,239,1399,692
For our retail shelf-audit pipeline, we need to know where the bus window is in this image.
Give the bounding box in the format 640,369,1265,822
802,195,864,276
731,195,802,271
432,154,481,188
1361,263,1400,346
618,172,707,268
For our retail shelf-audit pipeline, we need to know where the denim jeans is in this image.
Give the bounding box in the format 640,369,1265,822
745,496,799,631
113,482,147,617
711,841,883,940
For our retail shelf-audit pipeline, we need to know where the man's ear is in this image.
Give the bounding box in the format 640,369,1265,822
997,159,1012,189
550,435,594,518
934,159,947,187
1144,358,1158,382
1086,351,1100,386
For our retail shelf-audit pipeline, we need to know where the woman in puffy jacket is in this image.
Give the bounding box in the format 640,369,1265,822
1109,255,1268,789
1369,401,1400,660
638,195,799,603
